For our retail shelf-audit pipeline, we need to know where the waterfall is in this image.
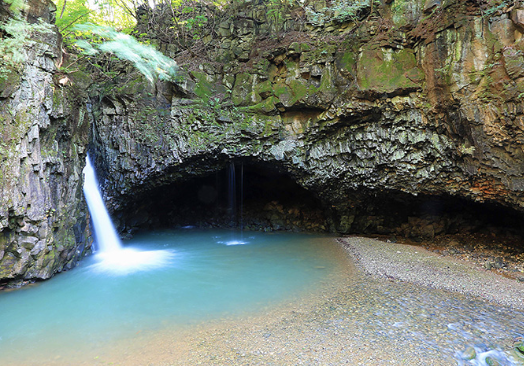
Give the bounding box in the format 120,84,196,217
228,162,236,226
83,154,175,274
83,154,122,253
240,162,244,241
224,162,247,245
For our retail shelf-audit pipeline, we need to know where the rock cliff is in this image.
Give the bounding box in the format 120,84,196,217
4,0,524,286
91,0,524,237
0,0,91,287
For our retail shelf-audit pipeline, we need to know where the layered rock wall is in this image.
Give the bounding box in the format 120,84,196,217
92,0,524,235
4,0,524,286
0,0,91,287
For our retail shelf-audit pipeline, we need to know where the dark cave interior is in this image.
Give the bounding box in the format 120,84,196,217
113,162,524,250
115,162,330,234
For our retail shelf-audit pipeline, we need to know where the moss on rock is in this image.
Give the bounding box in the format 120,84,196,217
357,47,424,94
232,73,261,106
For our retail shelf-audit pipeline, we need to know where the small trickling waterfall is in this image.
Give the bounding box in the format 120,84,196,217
240,162,244,240
83,154,122,253
83,154,174,274
225,162,246,245
228,162,237,226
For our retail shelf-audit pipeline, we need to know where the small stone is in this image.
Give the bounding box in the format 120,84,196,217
493,257,505,269
463,244,473,252
517,276,524,283
485,356,501,366
484,262,493,270
511,8,524,31
423,0,441,13
461,346,476,360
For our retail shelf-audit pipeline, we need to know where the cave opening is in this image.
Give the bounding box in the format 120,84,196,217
116,162,331,234
107,158,524,281
114,161,524,257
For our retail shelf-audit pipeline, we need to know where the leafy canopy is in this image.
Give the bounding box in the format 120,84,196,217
54,0,139,44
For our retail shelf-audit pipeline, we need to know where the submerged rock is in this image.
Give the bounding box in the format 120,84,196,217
461,346,476,360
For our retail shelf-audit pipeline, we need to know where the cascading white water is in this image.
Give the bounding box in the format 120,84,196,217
83,154,122,253
83,154,175,275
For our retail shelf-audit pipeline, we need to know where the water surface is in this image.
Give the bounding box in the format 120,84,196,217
0,230,341,364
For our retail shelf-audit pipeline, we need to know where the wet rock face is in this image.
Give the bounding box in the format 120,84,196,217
90,0,524,237
0,0,91,287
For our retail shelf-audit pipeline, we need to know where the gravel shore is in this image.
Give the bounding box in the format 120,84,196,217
340,236,524,309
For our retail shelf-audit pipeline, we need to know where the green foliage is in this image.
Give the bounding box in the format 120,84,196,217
265,0,295,31
305,0,379,26
54,0,93,44
74,23,178,83
167,0,212,44
180,4,208,40
88,0,138,31
3,0,27,12
0,0,53,81
185,13,206,26
53,0,139,46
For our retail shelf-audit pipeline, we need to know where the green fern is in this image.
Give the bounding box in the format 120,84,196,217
0,13,53,81
74,23,178,83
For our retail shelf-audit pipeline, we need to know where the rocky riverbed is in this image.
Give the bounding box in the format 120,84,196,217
341,236,524,309
421,233,524,284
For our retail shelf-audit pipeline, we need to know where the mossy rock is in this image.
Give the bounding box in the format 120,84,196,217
273,79,317,107
232,73,261,106
284,59,298,74
300,43,337,64
485,356,501,366
273,82,293,107
515,341,524,357
0,251,18,278
192,71,215,103
460,346,476,360
0,68,20,99
68,70,93,91
336,50,357,77
357,47,424,94
112,74,149,96
244,96,279,115
390,0,425,27
289,79,314,104
255,80,274,99
254,114,281,136
317,66,337,101
503,48,524,80
267,64,280,81
254,58,271,75
299,43,311,53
